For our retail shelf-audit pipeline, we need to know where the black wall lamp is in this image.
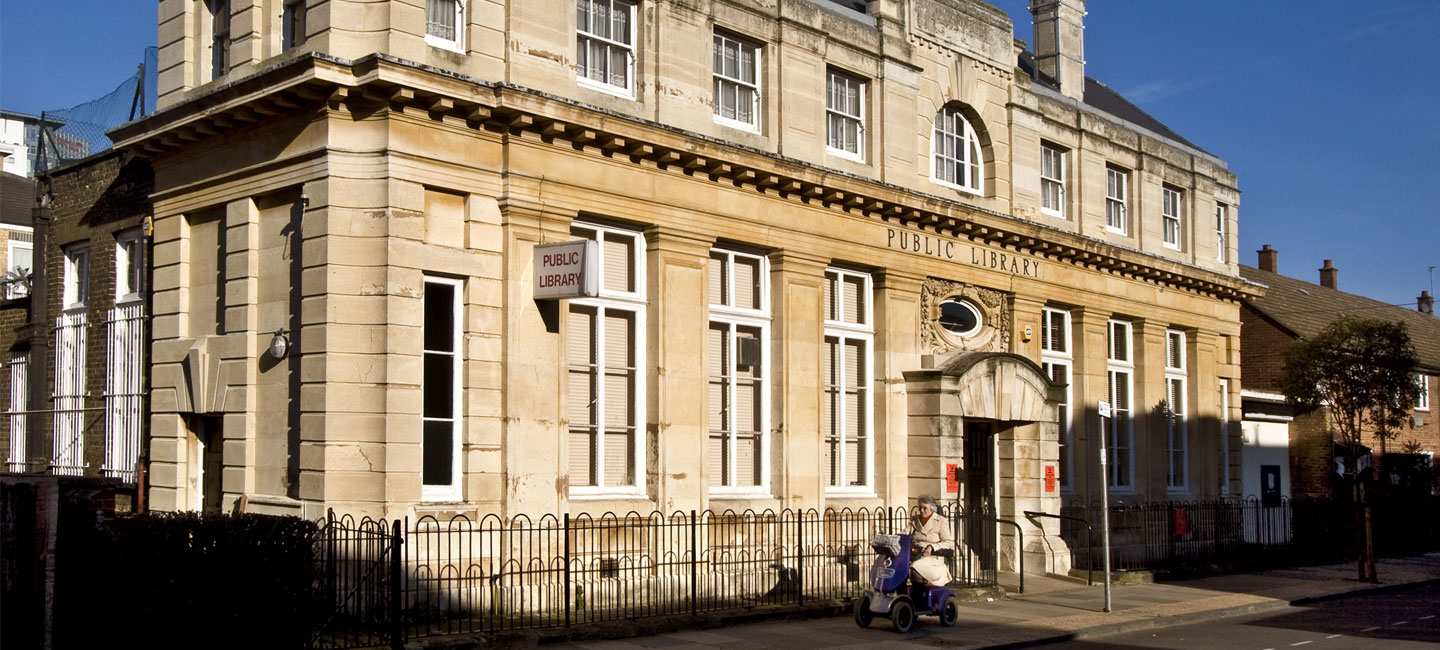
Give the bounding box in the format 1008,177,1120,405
267,330,291,360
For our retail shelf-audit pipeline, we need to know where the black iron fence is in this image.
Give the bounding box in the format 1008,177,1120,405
311,503,1003,648
1058,496,1440,574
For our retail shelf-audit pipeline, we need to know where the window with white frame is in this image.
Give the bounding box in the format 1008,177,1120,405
63,246,89,309
422,276,462,501
1416,374,1430,411
707,248,769,493
207,0,230,81
713,31,760,131
1165,330,1188,492
283,0,307,50
823,268,872,493
826,69,865,160
4,239,31,299
115,231,146,302
1162,185,1183,250
425,0,464,50
1107,319,1134,489
933,105,983,194
1106,165,1129,234
1042,307,1072,490
1218,378,1230,495
1215,203,1228,263
568,223,646,495
1040,143,1067,217
576,0,635,95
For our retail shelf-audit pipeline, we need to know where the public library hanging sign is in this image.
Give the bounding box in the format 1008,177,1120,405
533,240,599,299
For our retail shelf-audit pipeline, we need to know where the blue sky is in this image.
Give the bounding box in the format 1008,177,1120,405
2,1,1436,306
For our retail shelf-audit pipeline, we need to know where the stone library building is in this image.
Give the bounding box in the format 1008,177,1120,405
109,0,1253,573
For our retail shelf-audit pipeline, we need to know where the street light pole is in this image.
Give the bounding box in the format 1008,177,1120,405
1097,401,1113,613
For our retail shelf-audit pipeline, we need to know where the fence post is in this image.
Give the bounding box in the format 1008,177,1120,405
563,513,572,628
796,510,805,606
689,510,698,616
390,519,404,650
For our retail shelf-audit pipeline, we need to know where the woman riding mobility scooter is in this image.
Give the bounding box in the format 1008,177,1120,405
853,532,959,633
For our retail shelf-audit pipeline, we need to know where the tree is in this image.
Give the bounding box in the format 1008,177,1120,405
1279,316,1420,582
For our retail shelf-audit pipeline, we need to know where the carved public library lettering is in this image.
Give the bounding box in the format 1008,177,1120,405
885,228,1041,278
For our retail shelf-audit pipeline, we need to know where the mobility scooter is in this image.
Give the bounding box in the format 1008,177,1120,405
853,533,959,633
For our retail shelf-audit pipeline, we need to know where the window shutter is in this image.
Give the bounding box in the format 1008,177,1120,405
571,430,595,486
708,254,726,306
603,232,633,293
604,430,631,486
823,272,836,321
842,275,863,324
737,434,759,486
734,256,758,309
708,434,725,486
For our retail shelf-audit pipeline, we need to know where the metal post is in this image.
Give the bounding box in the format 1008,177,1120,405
390,519,404,650
690,510,698,615
563,513,572,627
796,510,805,606
1098,413,1112,613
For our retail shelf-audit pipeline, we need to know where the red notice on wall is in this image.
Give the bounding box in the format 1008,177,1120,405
945,463,959,493
1044,465,1056,493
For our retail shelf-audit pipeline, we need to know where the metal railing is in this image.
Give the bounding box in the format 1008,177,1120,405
1058,496,1440,574
311,502,1006,648
51,311,87,476
102,303,146,482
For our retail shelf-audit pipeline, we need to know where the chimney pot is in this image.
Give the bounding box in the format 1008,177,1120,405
1420,290,1435,316
1319,260,1338,289
1257,245,1278,273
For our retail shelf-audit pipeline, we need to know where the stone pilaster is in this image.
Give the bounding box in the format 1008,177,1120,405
645,227,713,513
770,250,828,511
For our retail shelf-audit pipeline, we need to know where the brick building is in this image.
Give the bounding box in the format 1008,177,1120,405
0,151,152,491
109,0,1255,575
2,172,35,472
1240,246,1439,499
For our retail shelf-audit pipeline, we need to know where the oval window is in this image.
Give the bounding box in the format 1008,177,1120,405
938,298,983,338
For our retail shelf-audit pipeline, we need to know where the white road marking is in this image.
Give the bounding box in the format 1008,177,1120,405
1361,627,1379,632
1290,642,1312,647
1392,621,1407,626
1420,615,1435,621
1326,635,1342,639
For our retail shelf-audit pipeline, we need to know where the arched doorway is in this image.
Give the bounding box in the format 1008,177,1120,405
903,351,1072,577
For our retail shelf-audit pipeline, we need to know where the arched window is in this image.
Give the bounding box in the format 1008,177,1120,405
933,105,984,194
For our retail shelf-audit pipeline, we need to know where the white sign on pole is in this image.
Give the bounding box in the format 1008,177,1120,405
533,240,599,300
1097,400,1112,419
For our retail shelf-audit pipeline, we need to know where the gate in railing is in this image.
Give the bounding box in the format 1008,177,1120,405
310,503,999,648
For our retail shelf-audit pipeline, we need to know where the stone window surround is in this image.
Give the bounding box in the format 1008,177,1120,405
568,221,648,499
576,0,638,98
1107,318,1134,491
1040,142,1067,218
1041,306,1072,490
1162,184,1183,251
825,68,866,163
1165,329,1188,493
707,247,771,497
712,30,761,133
932,104,984,196
1105,164,1130,235
425,0,466,53
823,267,873,496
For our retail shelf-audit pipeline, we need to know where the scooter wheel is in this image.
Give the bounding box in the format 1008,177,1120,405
890,599,915,634
939,596,959,627
853,595,873,628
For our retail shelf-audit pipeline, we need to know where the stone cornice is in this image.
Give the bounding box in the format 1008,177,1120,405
112,53,1260,303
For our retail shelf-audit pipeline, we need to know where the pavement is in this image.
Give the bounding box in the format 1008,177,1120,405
493,553,1440,650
